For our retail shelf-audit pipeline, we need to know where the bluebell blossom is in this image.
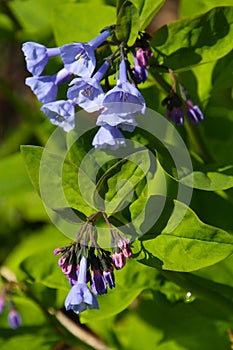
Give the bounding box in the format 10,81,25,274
103,59,146,115
65,256,98,314
186,100,204,124
92,125,126,149
22,42,60,76
67,60,110,112
41,99,76,132
60,30,111,77
96,110,137,132
8,309,22,329
25,68,71,103
90,269,107,295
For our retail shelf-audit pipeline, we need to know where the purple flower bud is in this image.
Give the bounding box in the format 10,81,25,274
68,266,79,286
162,93,184,126
58,257,66,266
118,238,132,258
8,309,22,329
0,294,6,314
112,252,126,270
53,248,62,255
132,56,148,84
186,100,204,124
91,269,107,295
136,47,153,67
103,270,115,289
62,264,73,276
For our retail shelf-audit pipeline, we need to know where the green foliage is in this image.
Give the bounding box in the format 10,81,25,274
1,0,233,349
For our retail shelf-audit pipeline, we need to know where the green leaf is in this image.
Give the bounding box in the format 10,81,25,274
20,145,43,195
96,149,151,213
151,6,233,70
114,291,233,350
52,3,116,45
20,251,69,290
181,168,233,191
180,0,233,18
116,1,140,46
130,0,166,30
21,145,94,217
140,201,233,272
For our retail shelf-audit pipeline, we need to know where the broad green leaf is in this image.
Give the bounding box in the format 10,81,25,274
114,291,233,350
131,0,166,30
4,225,68,276
52,3,116,45
140,201,233,271
96,149,151,213
20,250,69,290
116,1,140,46
20,145,43,195
0,153,33,197
151,7,233,70
180,0,233,18
9,0,74,39
181,168,233,191
21,145,94,217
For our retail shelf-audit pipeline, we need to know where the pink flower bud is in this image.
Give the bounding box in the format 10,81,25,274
112,252,126,270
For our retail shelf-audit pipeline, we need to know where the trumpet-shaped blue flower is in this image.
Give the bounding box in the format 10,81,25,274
60,30,111,77
40,99,76,132
65,256,98,314
67,60,110,112
25,68,71,103
96,109,137,132
22,42,60,76
103,59,146,115
92,125,126,149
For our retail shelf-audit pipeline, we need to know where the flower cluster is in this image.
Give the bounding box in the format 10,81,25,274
0,291,21,329
54,212,132,315
22,27,153,149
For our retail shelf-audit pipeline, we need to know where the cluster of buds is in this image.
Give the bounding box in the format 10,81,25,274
22,27,153,150
0,290,21,329
162,69,204,126
54,212,132,315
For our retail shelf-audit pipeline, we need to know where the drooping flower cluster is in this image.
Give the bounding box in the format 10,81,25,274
162,69,204,126
54,212,132,315
22,27,153,149
0,290,22,329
